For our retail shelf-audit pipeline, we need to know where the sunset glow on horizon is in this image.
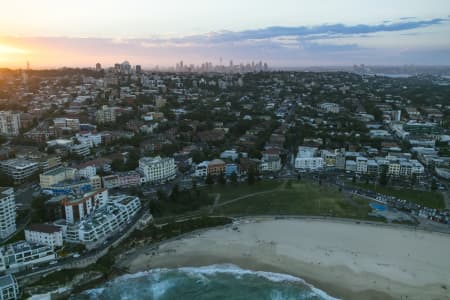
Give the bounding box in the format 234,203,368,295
1,0,450,68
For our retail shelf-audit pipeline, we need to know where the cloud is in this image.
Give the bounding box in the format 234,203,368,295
168,17,449,45
1,16,450,67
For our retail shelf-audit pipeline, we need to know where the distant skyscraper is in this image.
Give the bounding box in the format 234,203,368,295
135,65,142,74
96,63,102,71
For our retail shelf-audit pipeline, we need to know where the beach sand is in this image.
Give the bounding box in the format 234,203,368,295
118,218,450,300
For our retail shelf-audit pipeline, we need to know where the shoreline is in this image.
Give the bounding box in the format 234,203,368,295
117,217,450,300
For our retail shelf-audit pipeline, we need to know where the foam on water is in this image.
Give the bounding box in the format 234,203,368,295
72,264,340,300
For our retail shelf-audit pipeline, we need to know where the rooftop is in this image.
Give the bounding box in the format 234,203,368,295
26,223,62,234
0,274,16,288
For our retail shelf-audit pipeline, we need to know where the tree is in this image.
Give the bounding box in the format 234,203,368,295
411,173,417,187
230,172,238,184
247,168,256,185
379,168,388,186
0,172,14,186
218,172,226,185
205,174,214,185
431,178,438,191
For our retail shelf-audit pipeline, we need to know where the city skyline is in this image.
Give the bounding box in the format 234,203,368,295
1,0,450,68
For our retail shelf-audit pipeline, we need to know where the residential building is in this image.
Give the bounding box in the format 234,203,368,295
0,112,21,136
25,224,63,247
139,156,176,184
194,161,209,177
62,194,141,244
39,155,62,171
40,166,77,189
70,143,90,157
261,150,282,172
319,102,340,113
102,175,120,189
225,164,239,177
76,133,102,147
295,146,324,171
96,106,117,124
59,189,109,224
0,241,55,272
53,118,80,132
207,159,226,176
220,149,239,161
0,188,16,239
89,175,102,190
0,274,19,300
356,157,368,174
77,166,96,179
0,159,39,183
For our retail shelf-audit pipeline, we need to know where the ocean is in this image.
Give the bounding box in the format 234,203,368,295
70,264,339,300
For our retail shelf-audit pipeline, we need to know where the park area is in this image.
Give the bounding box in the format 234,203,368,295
206,180,381,220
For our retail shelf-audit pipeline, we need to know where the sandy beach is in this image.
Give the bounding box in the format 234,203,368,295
118,218,450,300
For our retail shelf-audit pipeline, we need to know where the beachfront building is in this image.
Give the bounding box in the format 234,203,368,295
194,161,209,177
0,111,21,136
25,224,63,248
207,159,226,176
61,194,141,244
139,156,176,184
0,274,19,300
356,157,368,174
0,241,55,272
295,147,324,171
0,188,16,239
0,159,39,183
60,189,109,224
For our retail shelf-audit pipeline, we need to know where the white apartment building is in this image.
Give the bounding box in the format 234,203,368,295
356,157,368,174
0,188,16,239
40,166,77,189
0,159,39,183
194,161,209,177
96,106,117,124
70,143,90,157
77,165,96,179
25,224,63,247
139,156,176,183
60,189,109,224
0,112,21,136
295,146,324,170
53,118,80,132
75,133,102,147
89,175,102,190
0,274,19,300
0,241,55,272
319,102,340,113
63,194,141,244
295,157,324,170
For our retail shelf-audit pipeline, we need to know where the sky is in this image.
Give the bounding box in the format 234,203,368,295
0,0,450,68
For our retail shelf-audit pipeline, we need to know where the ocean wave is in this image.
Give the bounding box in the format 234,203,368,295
75,264,340,300
177,264,340,300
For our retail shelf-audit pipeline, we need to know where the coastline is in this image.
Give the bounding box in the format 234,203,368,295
117,217,450,300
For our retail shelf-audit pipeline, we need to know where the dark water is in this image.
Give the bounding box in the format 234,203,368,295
71,264,339,300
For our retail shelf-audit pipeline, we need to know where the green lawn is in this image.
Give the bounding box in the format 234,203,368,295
216,181,381,221
205,180,282,203
351,182,445,209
